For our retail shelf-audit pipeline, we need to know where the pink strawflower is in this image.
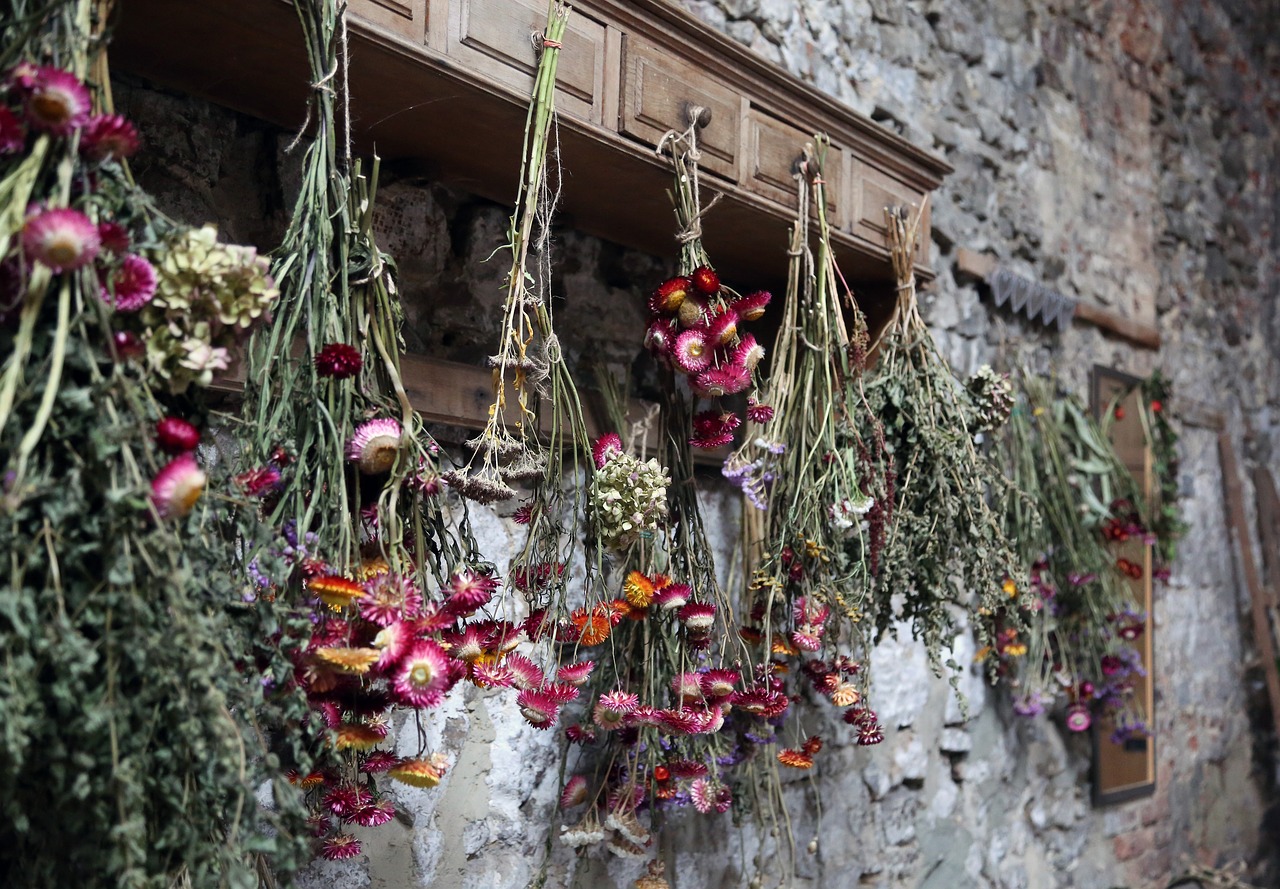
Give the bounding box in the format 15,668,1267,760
315,342,363,379
699,669,740,700
504,653,544,690
392,640,450,708
671,672,703,704
1065,705,1092,732
446,623,489,663
593,690,638,730
23,66,90,135
689,778,715,814
731,687,790,719
151,453,206,519
652,583,691,611
444,568,496,617
359,751,400,774
372,620,414,672
471,662,515,687
324,784,373,817
351,799,395,827
360,573,423,627
513,503,534,524
556,660,595,686
22,207,100,273
668,759,709,779
693,364,751,398
542,682,581,706
745,397,774,424
320,833,362,861
672,329,712,375
731,289,771,321
677,602,716,633
705,307,738,346
346,418,402,474
564,723,596,744
690,410,739,450
516,687,560,729
155,416,200,454
100,254,157,311
560,774,589,809
643,317,677,357
80,113,140,162
0,106,25,153
734,333,765,370
592,432,624,469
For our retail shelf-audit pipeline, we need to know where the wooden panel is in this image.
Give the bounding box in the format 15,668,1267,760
619,35,740,180
850,157,929,267
449,0,607,124
743,108,841,228
1091,368,1157,806
349,0,428,43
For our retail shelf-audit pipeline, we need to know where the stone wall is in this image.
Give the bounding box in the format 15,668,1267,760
112,0,1279,885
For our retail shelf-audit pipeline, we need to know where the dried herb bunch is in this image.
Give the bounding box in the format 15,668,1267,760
0,2,313,884
240,0,493,863
1139,369,1185,576
994,374,1151,738
859,205,1024,674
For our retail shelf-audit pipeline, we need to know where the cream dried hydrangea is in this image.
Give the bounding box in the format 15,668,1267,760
588,434,669,551
143,225,278,392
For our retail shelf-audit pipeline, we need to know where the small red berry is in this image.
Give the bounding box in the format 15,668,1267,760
653,765,670,783
1150,399,1162,413
1114,405,1126,420
156,416,200,454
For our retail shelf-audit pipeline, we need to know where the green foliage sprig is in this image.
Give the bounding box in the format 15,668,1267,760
859,205,1024,674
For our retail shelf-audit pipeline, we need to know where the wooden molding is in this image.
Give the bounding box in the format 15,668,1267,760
110,0,950,304
955,248,1160,350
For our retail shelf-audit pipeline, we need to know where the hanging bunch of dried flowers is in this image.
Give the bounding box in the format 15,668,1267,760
854,203,1025,683
0,1,315,883
239,0,500,862
993,373,1153,739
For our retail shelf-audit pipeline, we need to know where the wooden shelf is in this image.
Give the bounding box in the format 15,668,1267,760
110,0,951,305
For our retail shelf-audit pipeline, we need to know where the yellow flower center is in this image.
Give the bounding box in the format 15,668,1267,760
410,663,434,687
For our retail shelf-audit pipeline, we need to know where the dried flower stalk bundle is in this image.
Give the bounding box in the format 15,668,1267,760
0,1,315,884
994,373,1154,738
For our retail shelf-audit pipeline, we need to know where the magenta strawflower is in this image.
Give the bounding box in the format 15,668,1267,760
320,833,362,861
315,342,363,379
705,308,738,347
100,254,157,311
652,582,691,611
677,601,716,632
346,418,402,474
0,106,24,153
593,690,638,730
689,778,714,814
693,364,751,398
745,397,774,424
80,114,140,162
592,432,623,469
560,774,589,809
324,784,373,817
150,453,206,519
372,620,413,672
444,568,496,617
359,751,400,773
351,799,395,827
504,653,544,690
699,668,740,700
360,573,423,627
731,289,771,321
556,660,595,687
23,66,90,135
516,688,560,729
233,466,281,497
671,672,703,703
643,317,677,357
672,329,712,375
1065,705,1092,732
733,333,765,370
542,682,581,706
22,207,100,273
392,640,450,708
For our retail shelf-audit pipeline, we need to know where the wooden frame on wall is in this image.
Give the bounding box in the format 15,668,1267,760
1090,365,1157,805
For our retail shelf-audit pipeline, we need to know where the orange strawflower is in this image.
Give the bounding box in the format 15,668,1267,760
308,574,365,610
314,646,380,674
624,571,656,608
777,748,814,769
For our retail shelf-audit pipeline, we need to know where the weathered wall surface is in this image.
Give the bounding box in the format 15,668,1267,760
113,0,1279,886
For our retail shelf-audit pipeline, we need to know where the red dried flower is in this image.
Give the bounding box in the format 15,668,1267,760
689,265,720,296
315,342,363,379
746,397,774,424
80,113,140,162
156,417,200,454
